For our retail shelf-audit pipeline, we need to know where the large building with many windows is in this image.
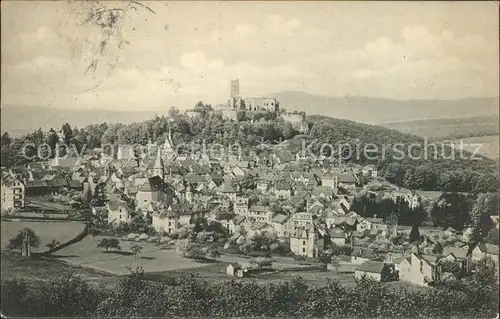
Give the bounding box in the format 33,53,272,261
225,79,280,113
1,174,25,210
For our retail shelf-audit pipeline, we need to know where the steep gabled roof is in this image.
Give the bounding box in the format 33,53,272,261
272,214,290,224
339,172,357,184
218,183,236,193
443,246,468,259
329,229,346,238
108,200,129,211
477,243,499,256
233,215,246,225
249,205,268,212
274,183,291,191
252,221,270,230
419,254,438,266
352,247,377,259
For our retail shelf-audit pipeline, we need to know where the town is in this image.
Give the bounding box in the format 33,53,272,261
2,81,498,294
1,1,499,318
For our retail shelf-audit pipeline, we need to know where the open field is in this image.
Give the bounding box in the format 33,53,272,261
52,236,219,275
453,135,499,160
1,221,428,291
27,198,72,212
1,220,87,252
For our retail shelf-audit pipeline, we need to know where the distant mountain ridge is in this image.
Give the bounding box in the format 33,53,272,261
2,92,498,137
381,116,499,139
273,91,499,125
1,104,168,137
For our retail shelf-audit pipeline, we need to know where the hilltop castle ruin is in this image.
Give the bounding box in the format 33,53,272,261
186,79,309,133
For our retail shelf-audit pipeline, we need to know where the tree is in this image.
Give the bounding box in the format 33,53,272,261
61,123,74,146
130,244,143,259
89,228,100,239
239,242,255,255
293,255,306,263
383,162,404,185
318,253,332,271
168,106,180,119
251,257,274,269
432,241,443,255
45,128,59,157
7,228,40,253
185,246,206,262
97,238,121,252
331,256,341,272
240,174,256,190
176,239,192,257
46,240,61,251
409,225,421,243
130,214,153,234
236,110,246,122
205,245,221,260
486,228,499,245
439,260,461,278
431,192,473,230
470,193,496,241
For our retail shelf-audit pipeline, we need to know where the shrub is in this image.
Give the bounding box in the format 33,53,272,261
97,238,121,252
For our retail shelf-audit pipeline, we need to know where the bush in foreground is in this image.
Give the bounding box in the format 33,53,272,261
1,257,498,318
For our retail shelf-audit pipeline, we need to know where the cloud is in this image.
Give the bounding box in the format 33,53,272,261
311,24,498,98
266,15,301,35
14,55,65,72
234,24,255,38
19,27,60,45
1,2,497,110
180,51,209,69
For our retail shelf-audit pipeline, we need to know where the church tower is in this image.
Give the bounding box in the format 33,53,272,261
153,147,164,180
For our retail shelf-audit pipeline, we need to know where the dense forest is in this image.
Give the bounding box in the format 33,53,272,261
1,105,498,193
350,190,498,238
381,116,499,140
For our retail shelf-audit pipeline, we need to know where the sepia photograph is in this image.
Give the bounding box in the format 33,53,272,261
1,1,499,318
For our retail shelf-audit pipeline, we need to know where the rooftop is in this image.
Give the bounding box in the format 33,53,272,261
355,260,386,274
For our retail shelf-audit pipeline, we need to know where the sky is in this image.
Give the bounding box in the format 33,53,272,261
1,1,499,111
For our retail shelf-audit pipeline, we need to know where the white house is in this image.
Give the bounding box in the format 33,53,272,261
272,214,293,238
329,228,346,246
233,197,249,215
107,201,132,226
290,226,324,258
248,205,273,224
1,175,25,210
152,208,179,234
135,176,173,210
273,183,292,199
471,244,499,273
442,246,472,274
217,183,237,201
291,212,314,229
398,253,442,286
321,172,339,189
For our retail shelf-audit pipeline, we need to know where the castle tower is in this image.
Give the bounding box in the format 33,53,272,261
230,79,240,100
230,79,240,108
